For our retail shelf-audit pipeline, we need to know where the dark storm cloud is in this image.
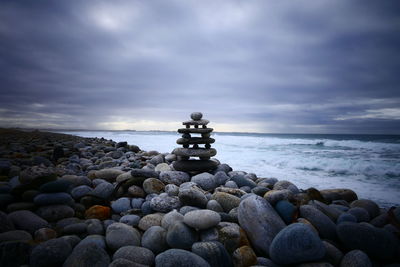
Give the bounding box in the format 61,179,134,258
1,0,399,133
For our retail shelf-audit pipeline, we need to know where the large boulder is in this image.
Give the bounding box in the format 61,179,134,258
337,222,399,260
269,223,326,265
238,195,285,255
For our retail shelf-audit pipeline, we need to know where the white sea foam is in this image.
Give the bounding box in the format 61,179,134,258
61,131,400,207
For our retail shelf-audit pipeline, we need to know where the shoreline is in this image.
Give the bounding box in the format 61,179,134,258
0,129,399,266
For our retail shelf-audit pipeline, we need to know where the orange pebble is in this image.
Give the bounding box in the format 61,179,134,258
84,205,111,220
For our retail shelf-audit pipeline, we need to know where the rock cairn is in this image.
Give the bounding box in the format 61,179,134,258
172,112,218,172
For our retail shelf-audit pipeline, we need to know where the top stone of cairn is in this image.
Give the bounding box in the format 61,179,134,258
191,112,203,121
183,112,209,126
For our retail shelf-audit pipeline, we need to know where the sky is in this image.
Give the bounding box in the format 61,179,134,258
0,0,399,134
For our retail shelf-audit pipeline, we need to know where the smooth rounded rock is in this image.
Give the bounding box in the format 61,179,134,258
320,189,358,203
211,192,241,212
109,258,143,267
76,235,106,250
106,222,141,251
95,169,124,182
299,205,337,240
119,214,140,227
274,200,296,224
337,222,399,260
350,199,380,219
238,195,285,255
143,178,165,194
173,160,218,172
191,172,217,191
337,213,357,224
8,210,49,234
191,112,203,120
113,245,155,266
142,226,168,254
39,180,71,193
213,171,230,186
71,185,92,200
63,243,110,267
184,209,221,230
34,192,73,206
206,200,224,212
160,171,190,186
150,195,181,213
85,205,110,220
233,245,258,267
273,180,299,194
340,250,372,267
155,249,211,267
192,241,232,267
89,182,114,200
264,189,293,205
111,197,132,213
310,200,343,222
0,230,32,243
178,186,208,208
155,163,172,172
323,241,343,266
269,223,326,265
230,175,257,189
139,213,163,231
347,207,370,222
127,185,145,198
166,221,198,249
30,238,72,267
165,184,179,196
36,204,74,222
161,209,184,230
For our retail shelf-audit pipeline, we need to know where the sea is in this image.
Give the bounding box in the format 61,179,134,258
60,131,400,207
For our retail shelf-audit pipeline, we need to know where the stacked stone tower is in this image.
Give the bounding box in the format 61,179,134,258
172,112,218,172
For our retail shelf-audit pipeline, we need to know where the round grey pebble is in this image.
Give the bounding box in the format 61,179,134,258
155,248,211,267
340,250,372,267
166,221,198,250
142,226,169,254
119,214,140,227
191,112,203,120
184,209,221,230
113,245,155,266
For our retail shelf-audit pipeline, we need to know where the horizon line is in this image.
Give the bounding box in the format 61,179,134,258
2,127,400,136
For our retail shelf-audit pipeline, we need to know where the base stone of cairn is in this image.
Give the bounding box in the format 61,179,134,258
172,112,218,172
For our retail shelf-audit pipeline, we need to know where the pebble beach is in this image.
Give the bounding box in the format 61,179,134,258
0,128,399,267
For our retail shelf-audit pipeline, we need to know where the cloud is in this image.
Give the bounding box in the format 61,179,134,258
0,0,399,133
335,108,400,121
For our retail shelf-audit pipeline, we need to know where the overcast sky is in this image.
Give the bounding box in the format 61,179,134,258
1,0,399,133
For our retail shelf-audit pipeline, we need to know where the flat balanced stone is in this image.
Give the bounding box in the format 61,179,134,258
177,137,215,145
178,128,213,134
173,148,216,158
183,119,209,126
173,160,218,172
